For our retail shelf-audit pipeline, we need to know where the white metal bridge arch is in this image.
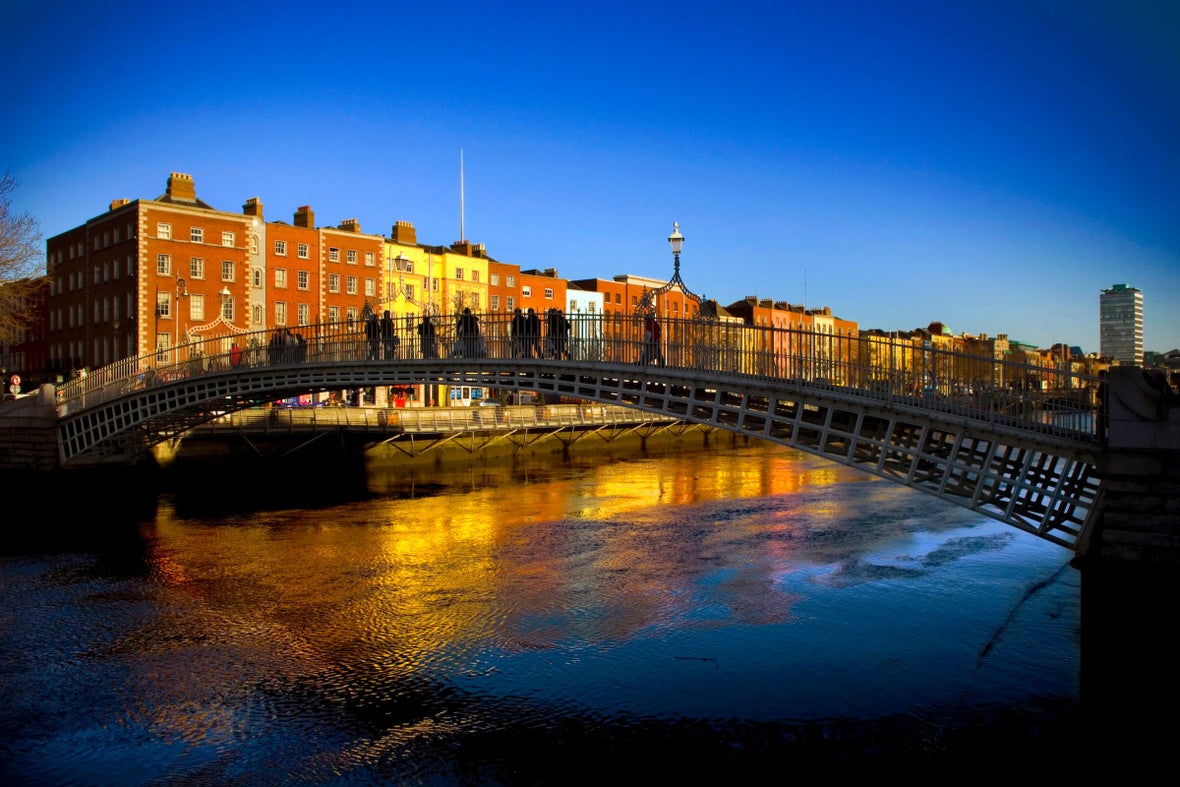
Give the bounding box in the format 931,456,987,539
54,314,1103,554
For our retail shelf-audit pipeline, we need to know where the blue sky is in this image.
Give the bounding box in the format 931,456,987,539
3,1,1177,352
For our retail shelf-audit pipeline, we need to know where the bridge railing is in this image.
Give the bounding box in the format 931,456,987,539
54,312,1102,444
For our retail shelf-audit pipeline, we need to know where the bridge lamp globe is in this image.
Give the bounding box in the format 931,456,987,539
668,222,684,263
219,287,231,320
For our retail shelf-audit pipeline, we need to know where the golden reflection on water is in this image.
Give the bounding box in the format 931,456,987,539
145,445,892,682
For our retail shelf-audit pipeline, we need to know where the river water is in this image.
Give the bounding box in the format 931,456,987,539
1,440,1095,783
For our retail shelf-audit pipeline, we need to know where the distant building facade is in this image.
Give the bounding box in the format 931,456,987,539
1100,283,1143,366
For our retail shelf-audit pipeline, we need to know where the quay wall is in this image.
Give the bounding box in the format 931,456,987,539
0,385,60,474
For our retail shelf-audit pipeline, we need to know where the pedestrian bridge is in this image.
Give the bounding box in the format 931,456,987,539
49,314,1115,553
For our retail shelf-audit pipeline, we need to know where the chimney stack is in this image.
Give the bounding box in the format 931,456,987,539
109,198,130,211
294,206,315,228
166,172,196,202
243,197,264,219
339,218,361,233
391,220,417,244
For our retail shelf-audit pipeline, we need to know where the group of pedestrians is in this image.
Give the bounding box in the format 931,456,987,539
256,308,661,366
365,311,401,360
268,327,307,364
508,307,571,359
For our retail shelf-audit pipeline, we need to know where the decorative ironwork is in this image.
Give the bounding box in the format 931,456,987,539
635,222,704,315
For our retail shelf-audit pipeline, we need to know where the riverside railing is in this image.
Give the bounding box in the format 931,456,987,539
54,311,1103,445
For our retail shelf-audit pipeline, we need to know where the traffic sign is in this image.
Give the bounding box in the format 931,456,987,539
10,374,19,386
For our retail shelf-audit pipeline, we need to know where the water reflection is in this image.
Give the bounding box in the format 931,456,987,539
2,442,1086,784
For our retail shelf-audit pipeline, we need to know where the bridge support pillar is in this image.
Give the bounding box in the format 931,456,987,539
1078,366,1180,567
1072,367,1180,769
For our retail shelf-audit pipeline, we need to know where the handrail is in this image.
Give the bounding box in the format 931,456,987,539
54,312,1103,445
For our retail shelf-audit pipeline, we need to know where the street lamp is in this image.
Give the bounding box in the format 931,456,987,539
668,221,684,272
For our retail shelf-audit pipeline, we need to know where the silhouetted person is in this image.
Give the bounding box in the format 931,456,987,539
525,308,541,358
417,315,437,358
511,308,528,358
381,310,398,359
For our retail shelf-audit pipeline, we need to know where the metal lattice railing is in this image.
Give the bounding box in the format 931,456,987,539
54,312,1103,446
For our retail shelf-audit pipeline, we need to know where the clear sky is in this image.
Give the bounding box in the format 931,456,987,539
3,0,1178,353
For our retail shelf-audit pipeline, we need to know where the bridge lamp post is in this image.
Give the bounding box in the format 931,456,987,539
668,221,684,273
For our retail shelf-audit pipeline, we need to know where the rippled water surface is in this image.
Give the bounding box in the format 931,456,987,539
1,442,1084,784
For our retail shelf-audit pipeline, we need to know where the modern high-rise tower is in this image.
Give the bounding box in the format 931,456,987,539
1099,283,1143,366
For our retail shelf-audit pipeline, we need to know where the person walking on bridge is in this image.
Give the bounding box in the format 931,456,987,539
381,310,398,359
525,308,541,358
365,312,381,360
640,313,664,366
417,314,438,359
455,308,483,358
510,308,528,358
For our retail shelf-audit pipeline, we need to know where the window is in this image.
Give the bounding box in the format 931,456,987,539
506,296,515,312
274,301,287,326
157,222,171,240
491,273,500,286
347,249,357,264
404,284,415,301
297,303,310,325
329,247,339,262
455,267,464,280
190,257,205,279
157,254,172,276
346,307,358,324
274,239,287,255
506,275,516,288
297,243,309,259
328,273,340,293
190,227,203,243
491,295,500,311
251,234,259,254
221,260,235,281
252,268,262,287
156,292,171,318
190,294,205,321
521,285,532,297
328,306,340,323
615,293,621,304
472,271,480,283
544,287,553,300
364,251,375,266
297,270,310,290
364,278,376,297
221,296,235,322
275,269,288,288
346,276,358,295
221,231,235,247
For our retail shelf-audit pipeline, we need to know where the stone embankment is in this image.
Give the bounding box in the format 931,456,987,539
0,385,60,473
